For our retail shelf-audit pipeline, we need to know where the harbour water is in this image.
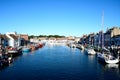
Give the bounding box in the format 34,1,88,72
0,44,120,80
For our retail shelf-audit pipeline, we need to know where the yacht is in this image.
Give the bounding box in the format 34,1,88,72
97,48,119,64
86,46,96,55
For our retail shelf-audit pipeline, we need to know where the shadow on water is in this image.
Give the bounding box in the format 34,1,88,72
0,54,23,71
0,64,8,71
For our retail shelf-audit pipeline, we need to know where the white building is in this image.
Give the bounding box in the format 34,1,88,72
6,32,18,47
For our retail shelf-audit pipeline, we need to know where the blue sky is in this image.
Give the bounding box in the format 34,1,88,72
0,0,120,36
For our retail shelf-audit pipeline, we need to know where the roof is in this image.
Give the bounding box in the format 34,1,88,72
0,34,10,40
10,34,18,40
20,34,28,36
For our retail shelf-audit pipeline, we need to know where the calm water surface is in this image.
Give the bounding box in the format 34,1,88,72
0,45,120,80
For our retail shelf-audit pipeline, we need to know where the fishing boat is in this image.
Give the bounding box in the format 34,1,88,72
38,43,43,48
30,45,36,51
8,47,18,54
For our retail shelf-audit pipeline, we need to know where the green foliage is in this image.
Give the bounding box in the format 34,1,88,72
38,35,47,37
29,35,34,39
47,35,65,38
29,35,65,38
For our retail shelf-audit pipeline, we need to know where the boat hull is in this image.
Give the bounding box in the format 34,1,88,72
22,48,31,52
97,53,119,64
86,49,96,55
8,51,18,54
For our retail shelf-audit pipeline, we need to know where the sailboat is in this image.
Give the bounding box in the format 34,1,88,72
97,47,119,64
97,12,119,64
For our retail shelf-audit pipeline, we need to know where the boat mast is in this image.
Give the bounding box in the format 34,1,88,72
102,11,104,49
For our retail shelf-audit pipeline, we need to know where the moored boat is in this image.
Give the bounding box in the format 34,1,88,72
80,45,84,50
7,47,18,54
22,47,31,52
86,46,96,55
8,50,18,54
76,44,84,50
97,49,119,64
38,43,43,48
30,45,36,51
7,47,19,57
70,44,76,48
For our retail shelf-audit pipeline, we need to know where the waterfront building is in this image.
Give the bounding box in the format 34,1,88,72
56,37,68,43
79,34,88,45
98,31,104,48
88,33,95,46
111,35,120,46
85,35,89,45
38,37,47,43
94,33,99,47
5,32,28,47
19,34,29,45
104,30,111,47
74,37,80,43
17,36,25,46
5,32,18,48
19,34,29,41
67,36,75,40
104,27,120,47
48,37,56,43
0,34,9,47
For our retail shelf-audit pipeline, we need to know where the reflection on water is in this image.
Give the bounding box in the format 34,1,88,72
80,49,85,53
105,64,119,69
88,55,95,60
46,42,66,48
99,61,120,77
103,63,120,73
70,48,76,53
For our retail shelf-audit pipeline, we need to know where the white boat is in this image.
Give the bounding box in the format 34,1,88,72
97,51,119,64
78,44,84,50
8,47,18,54
70,44,76,48
8,50,18,53
80,45,84,50
86,47,96,55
